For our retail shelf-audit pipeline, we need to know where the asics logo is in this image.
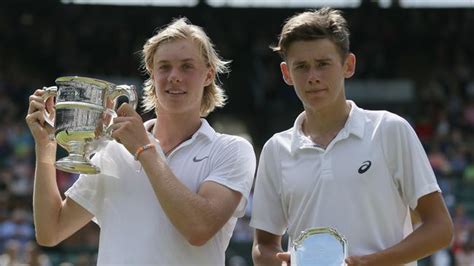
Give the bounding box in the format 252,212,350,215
193,156,209,162
358,160,372,174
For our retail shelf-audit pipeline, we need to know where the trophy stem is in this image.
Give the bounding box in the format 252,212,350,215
55,141,100,174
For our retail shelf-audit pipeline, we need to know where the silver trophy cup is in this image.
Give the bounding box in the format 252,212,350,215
42,76,138,174
291,227,348,266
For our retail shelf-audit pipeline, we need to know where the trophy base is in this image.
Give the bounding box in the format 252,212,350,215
55,155,100,175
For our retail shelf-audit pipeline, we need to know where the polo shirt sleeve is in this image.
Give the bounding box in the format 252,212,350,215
381,113,440,210
203,136,256,218
250,138,288,236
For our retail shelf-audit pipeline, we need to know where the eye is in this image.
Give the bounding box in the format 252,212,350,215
158,64,170,71
294,64,308,70
318,62,330,67
182,63,194,70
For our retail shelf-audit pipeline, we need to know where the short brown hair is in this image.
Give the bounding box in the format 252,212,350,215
141,18,230,117
272,7,350,61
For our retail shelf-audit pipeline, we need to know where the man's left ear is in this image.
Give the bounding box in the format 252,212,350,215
344,53,356,79
204,68,214,87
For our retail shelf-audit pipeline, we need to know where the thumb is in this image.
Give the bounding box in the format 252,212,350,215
345,256,355,265
276,252,291,262
117,103,139,118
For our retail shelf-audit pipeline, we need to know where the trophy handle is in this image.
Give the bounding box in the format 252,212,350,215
103,108,118,138
41,86,58,128
108,84,138,110
103,84,138,138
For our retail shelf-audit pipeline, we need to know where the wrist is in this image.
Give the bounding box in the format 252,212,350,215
134,143,155,161
363,252,396,266
35,143,57,164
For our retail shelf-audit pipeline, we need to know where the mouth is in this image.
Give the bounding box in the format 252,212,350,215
165,89,186,95
306,88,327,94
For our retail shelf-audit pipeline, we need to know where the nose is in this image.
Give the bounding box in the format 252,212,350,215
168,69,181,84
308,68,321,85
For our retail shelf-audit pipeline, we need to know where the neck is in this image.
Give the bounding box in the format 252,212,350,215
302,100,351,147
153,112,202,155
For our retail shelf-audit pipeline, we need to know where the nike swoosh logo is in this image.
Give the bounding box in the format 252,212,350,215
193,156,209,162
358,160,372,174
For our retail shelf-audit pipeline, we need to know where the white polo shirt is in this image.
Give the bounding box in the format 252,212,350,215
65,119,256,265
250,101,440,266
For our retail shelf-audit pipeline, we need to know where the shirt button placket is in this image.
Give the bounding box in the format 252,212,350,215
320,154,333,180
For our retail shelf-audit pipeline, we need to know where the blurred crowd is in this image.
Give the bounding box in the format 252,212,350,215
0,2,473,265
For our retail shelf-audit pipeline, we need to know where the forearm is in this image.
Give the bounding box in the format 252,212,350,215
33,144,63,245
363,220,453,265
139,150,225,244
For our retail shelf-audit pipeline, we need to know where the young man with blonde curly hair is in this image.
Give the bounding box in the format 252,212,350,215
27,18,256,265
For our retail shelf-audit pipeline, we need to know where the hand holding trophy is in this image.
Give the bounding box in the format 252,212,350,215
41,76,137,174
291,227,347,266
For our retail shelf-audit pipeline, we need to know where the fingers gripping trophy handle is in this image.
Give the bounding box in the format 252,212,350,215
41,86,58,127
114,84,138,110
41,87,58,142
104,85,138,137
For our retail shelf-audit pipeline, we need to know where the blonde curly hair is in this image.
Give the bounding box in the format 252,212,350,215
141,17,230,117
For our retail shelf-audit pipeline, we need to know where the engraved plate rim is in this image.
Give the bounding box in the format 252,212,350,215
293,227,347,251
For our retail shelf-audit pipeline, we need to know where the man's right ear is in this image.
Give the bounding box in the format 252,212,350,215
280,62,293,86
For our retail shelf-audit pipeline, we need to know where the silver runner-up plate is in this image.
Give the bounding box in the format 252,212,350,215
291,227,348,266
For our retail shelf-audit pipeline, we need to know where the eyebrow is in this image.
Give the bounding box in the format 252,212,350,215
315,58,332,62
156,58,197,64
292,58,332,66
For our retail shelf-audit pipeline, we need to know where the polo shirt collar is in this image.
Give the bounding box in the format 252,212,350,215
195,119,216,140
144,118,216,142
290,100,365,154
